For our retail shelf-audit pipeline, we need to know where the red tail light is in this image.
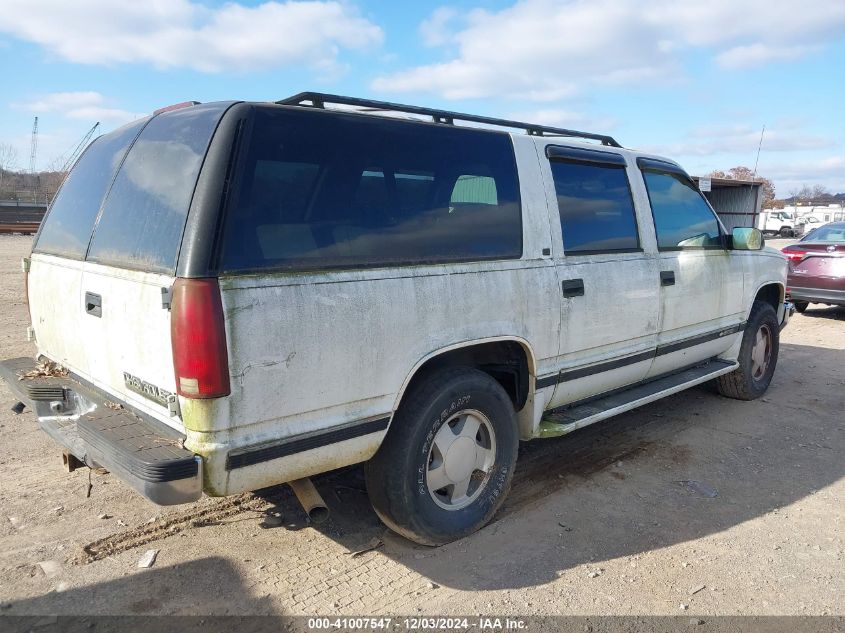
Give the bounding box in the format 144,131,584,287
783,249,805,263
171,278,230,398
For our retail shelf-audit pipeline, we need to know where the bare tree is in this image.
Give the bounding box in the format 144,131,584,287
811,184,830,199
789,185,814,203
788,184,836,204
0,143,19,194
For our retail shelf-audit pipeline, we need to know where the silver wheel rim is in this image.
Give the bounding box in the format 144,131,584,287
751,324,772,380
426,409,497,511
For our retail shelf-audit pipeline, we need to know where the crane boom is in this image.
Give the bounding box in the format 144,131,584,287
29,116,38,175
29,116,38,196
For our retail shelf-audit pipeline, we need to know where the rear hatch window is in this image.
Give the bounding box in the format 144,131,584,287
33,119,148,259
87,104,225,274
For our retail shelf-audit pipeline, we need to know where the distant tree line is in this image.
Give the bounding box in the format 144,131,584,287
781,184,843,207
0,142,66,203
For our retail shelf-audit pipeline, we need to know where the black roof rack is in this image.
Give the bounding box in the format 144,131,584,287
276,92,622,148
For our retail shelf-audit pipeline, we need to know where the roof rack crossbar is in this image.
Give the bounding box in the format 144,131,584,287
276,92,622,148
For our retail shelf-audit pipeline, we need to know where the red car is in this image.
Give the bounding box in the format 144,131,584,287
782,222,845,312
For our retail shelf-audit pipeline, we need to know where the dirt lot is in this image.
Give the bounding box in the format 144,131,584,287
0,234,843,618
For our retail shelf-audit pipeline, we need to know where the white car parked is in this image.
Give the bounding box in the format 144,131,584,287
1,93,791,544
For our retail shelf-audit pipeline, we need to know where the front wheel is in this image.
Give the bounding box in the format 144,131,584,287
365,367,518,545
716,301,780,400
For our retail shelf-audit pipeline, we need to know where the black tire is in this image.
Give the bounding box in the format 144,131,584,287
780,227,790,237
793,301,808,313
365,367,518,545
716,301,780,401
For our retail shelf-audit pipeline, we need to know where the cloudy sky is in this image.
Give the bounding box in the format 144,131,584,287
1,0,844,195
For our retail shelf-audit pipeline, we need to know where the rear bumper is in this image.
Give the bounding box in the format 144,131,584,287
0,357,202,505
787,286,845,306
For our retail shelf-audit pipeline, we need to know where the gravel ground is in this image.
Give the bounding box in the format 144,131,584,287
0,234,842,619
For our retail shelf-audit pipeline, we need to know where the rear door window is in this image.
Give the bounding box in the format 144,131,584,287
548,152,639,253
33,119,147,260
86,103,227,274
217,107,522,272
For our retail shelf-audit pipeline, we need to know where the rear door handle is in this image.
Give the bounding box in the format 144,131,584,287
660,270,675,286
562,278,585,297
85,292,102,318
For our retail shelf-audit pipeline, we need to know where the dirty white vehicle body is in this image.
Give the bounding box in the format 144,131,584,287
2,94,791,544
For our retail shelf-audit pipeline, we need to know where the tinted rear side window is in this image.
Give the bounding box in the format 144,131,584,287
218,107,522,272
550,159,639,253
87,104,226,273
33,119,147,260
642,171,722,249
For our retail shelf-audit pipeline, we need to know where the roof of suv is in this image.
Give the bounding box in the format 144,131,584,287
152,95,685,174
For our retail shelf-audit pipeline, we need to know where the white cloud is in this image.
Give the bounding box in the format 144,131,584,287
639,122,835,158
420,7,460,47
374,0,673,101
24,92,104,113
507,108,618,132
716,44,817,69
0,0,383,73
762,156,845,194
374,0,845,100
765,156,845,181
13,92,145,123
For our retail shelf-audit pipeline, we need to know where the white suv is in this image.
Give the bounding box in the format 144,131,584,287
1,93,791,545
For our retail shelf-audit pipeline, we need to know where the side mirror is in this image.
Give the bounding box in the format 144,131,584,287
732,227,764,251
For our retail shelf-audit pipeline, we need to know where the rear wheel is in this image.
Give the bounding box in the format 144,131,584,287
793,301,808,313
365,367,518,545
716,301,780,400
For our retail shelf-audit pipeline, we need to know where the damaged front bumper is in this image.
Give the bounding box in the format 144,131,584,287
0,357,202,505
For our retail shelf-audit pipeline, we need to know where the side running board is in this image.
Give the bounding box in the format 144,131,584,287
538,359,737,438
